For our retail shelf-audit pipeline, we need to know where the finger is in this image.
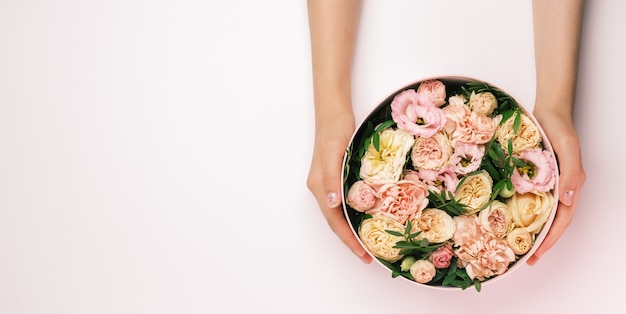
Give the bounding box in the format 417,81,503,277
526,201,574,265
527,168,583,266
319,137,348,208
325,205,373,264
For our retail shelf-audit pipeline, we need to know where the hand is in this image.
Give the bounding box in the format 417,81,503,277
527,108,586,266
307,111,373,264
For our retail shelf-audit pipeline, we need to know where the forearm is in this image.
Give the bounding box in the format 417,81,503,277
307,0,362,122
532,0,585,115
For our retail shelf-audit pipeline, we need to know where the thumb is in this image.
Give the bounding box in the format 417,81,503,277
320,138,348,208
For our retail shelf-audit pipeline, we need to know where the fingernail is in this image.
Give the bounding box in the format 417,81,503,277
562,190,574,206
353,249,369,263
326,192,340,208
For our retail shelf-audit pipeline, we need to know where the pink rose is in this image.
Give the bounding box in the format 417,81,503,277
452,111,500,145
442,102,470,134
346,180,378,212
416,79,446,107
410,131,453,171
449,142,485,175
391,89,446,138
416,167,459,196
430,244,454,268
511,148,557,194
455,233,516,280
452,215,484,245
452,215,515,280
367,179,429,224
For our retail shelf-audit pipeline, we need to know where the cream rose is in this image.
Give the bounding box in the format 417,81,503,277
507,191,555,235
410,208,456,243
468,91,498,116
454,170,493,215
360,128,415,184
410,131,453,171
478,200,512,238
506,228,533,255
410,260,437,284
495,112,541,154
358,216,405,262
416,79,446,107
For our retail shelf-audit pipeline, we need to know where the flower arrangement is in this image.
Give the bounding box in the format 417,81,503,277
342,77,558,291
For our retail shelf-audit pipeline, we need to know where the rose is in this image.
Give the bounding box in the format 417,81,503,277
449,142,485,175
430,244,454,268
455,233,516,281
478,200,512,238
410,208,456,243
451,215,482,245
448,94,466,107
410,260,437,283
507,191,555,235
391,89,446,138
410,131,453,171
495,112,541,154
511,148,557,194
414,168,459,196
468,91,497,116
360,128,415,184
454,170,493,215
442,101,470,135
452,110,501,145
506,228,533,255
358,216,405,262
416,79,446,107
452,215,515,280
346,180,378,212
367,179,429,224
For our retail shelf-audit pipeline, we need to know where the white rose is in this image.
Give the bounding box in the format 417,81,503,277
410,208,456,243
360,128,415,184
468,91,498,116
478,200,512,238
358,215,405,262
507,191,555,235
495,112,542,154
454,170,493,215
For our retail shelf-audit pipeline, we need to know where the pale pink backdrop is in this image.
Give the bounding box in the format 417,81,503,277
0,1,623,313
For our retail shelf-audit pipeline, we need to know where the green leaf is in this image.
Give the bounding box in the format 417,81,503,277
405,219,412,236
385,230,404,237
513,111,522,134
373,133,380,151
442,272,457,286
473,280,482,292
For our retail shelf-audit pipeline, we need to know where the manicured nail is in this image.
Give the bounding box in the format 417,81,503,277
326,192,340,208
563,190,574,206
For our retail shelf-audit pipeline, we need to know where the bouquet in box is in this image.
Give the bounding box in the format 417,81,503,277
342,77,558,291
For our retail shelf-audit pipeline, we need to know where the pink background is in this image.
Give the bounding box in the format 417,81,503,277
0,1,623,313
